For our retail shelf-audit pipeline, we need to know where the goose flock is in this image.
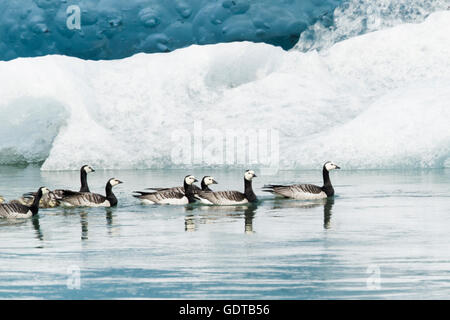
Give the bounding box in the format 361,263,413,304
0,162,340,219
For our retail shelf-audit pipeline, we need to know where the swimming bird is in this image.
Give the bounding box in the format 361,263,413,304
53,164,95,197
57,178,123,207
195,170,258,205
133,175,198,205
262,161,340,200
18,165,96,208
10,191,59,208
0,187,50,219
145,176,218,193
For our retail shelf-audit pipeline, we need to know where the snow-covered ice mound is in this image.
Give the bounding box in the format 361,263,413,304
0,11,449,170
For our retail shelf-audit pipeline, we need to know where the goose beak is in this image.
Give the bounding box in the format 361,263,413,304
253,174,258,178
117,180,123,184
335,166,341,170
212,179,218,184
194,178,199,183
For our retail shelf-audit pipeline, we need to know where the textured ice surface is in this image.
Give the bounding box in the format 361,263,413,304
0,0,340,61
295,0,450,52
1,11,449,170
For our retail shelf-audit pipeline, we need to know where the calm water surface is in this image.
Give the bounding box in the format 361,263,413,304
0,166,449,299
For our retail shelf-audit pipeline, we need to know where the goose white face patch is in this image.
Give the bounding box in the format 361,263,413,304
244,170,256,181
185,175,197,185
325,162,338,171
110,179,122,186
84,166,94,173
204,176,215,185
41,187,50,195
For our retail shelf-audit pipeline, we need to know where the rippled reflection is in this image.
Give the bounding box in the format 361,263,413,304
270,197,335,229
244,205,257,234
31,216,44,243
80,212,88,240
184,214,196,232
271,198,328,210
323,198,334,230
184,204,258,233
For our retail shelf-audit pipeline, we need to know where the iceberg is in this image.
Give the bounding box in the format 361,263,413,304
0,0,341,61
0,11,449,170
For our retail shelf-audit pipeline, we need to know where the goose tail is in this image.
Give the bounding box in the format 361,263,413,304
261,184,284,193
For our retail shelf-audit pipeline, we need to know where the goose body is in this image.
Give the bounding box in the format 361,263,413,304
196,170,257,206
10,192,59,208
18,165,95,208
192,176,219,204
133,175,198,205
143,175,218,194
263,162,340,200
0,187,50,219
57,178,122,208
53,165,95,198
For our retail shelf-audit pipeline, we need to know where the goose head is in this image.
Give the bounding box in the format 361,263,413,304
324,161,341,171
82,165,95,173
39,187,51,195
184,175,198,185
108,178,123,187
244,170,257,181
202,176,218,185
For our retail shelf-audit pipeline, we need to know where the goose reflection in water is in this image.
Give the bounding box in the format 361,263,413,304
184,204,258,233
80,211,88,240
32,216,44,243
323,198,334,229
271,197,335,229
244,205,257,234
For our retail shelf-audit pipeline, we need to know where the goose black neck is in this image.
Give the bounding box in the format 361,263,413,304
201,181,211,191
322,167,334,197
184,181,197,203
30,189,43,215
80,169,90,192
244,178,257,203
105,183,118,207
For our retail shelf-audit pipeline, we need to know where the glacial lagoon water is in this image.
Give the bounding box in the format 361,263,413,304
0,165,449,299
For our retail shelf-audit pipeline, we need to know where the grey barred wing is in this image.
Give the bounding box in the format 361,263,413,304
133,190,187,204
291,184,323,194
61,192,108,206
53,189,79,198
145,185,200,194
197,190,247,205
153,190,186,201
145,186,184,193
0,203,29,218
265,184,325,199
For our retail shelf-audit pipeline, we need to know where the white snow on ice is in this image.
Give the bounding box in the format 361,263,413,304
0,11,449,170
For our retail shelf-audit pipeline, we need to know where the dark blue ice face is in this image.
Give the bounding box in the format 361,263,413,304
0,0,342,61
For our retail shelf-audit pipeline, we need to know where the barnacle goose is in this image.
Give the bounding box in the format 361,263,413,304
133,175,198,205
0,187,50,219
263,161,340,200
57,178,123,207
18,165,95,208
53,164,95,197
195,170,258,205
11,191,59,208
146,176,218,194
